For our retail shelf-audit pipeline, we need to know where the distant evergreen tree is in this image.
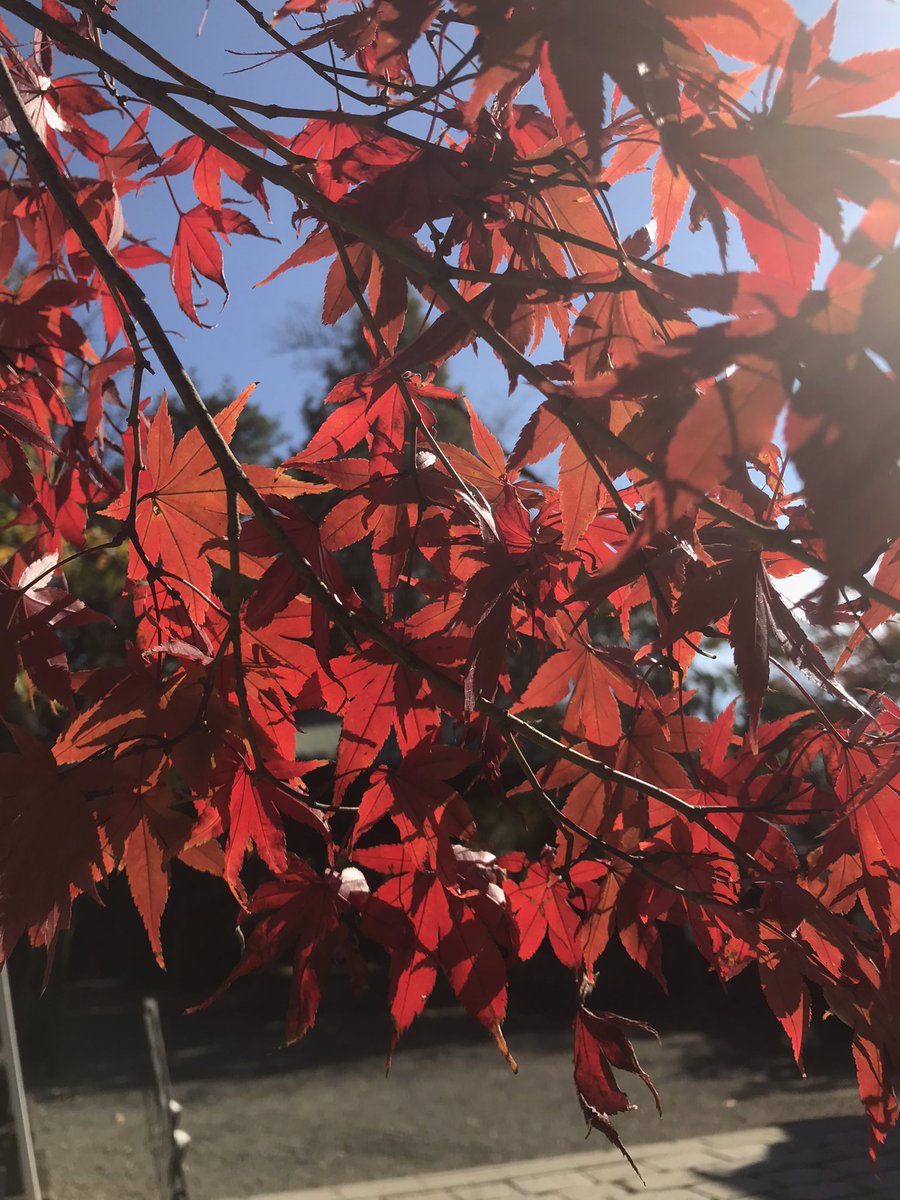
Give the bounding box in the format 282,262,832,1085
290,297,473,453
169,383,284,466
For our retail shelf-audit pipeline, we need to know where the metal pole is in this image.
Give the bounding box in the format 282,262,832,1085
143,998,190,1200
0,968,41,1200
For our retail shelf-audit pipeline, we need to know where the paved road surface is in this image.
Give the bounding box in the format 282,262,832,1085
223,1125,900,1200
22,968,885,1200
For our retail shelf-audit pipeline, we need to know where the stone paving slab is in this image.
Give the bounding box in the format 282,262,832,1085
223,1124,899,1200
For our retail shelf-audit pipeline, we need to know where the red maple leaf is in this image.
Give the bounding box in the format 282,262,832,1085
0,732,102,962
102,388,252,621
505,849,605,969
573,1005,661,1173
195,859,368,1044
170,205,271,325
359,842,517,1069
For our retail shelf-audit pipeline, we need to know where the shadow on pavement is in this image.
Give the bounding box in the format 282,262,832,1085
697,1116,900,1199
15,947,857,1098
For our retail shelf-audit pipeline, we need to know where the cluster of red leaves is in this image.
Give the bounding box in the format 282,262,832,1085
0,0,899,1168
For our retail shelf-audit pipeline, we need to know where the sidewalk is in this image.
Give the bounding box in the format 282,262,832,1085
223,1124,900,1200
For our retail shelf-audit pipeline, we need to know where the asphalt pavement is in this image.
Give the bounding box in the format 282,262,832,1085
21,957,880,1200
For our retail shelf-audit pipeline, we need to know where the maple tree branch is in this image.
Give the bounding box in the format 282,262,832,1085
508,734,755,916
561,147,624,250
3,3,892,909
75,0,608,287
228,0,419,107
379,41,479,119
431,266,631,294
0,51,362,643
565,433,683,632
72,0,320,174
79,0,440,156
14,0,900,614
0,45,824,884
513,214,620,263
6,13,899,1118
226,480,260,769
15,538,120,592
507,731,578,864
106,288,155,549
504,715,764,874
10,334,148,597
329,225,483,507
768,656,848,749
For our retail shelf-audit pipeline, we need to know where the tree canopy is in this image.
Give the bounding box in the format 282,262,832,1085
0,0,898,1169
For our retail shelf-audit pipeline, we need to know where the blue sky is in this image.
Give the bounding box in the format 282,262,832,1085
37,0,900,451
